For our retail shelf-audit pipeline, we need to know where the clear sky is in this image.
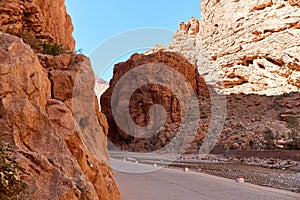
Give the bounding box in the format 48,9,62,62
65,0,200,80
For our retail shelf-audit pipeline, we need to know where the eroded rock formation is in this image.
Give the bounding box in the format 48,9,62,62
101,51,211,152
198,0,300,95
0,32,119,199
0,0,75,50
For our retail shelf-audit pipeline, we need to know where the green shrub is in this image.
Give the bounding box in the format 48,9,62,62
286,116,300,150
263,128,275,150
4,28,66,56
0,140,26,200
40,42,66,56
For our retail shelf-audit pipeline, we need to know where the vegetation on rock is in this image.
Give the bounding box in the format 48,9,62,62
286,116,300,149
5,27,66,56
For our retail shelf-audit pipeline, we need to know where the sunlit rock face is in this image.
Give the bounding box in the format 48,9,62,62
0,32,120,200
149,1,300,96
0,0,75,50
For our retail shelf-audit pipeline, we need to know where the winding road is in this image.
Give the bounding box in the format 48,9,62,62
111,159,300,200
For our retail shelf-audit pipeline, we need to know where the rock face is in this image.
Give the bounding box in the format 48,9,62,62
220,92,300,151
0,0,75,50
149,0,300,96
0,32,119,200
198,0,300,95
101,51,211,152
177,16,200,36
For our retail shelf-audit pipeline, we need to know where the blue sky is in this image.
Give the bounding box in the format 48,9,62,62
65,0,200,81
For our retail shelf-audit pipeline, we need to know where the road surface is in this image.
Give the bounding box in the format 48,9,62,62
111,159,300,200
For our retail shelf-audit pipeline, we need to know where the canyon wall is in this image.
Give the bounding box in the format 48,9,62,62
149,0,300,96
0,0,119,199
0,32,119,200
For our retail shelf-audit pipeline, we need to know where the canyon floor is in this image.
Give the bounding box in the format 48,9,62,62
112,158,300,200
110,152,300,196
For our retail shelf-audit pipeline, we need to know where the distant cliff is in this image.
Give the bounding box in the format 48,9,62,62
149,0,300,96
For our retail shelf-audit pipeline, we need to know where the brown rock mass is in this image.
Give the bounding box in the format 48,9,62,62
101,51,211,152
0,32,119,199
0,0,75,50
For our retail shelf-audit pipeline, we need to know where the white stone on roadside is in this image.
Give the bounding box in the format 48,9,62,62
236,176,245,183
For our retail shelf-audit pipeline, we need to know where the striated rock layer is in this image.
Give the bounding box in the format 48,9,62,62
149,0,300,96
0,32,119,200
0,0,75,50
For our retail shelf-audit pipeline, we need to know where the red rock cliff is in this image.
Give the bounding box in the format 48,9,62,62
0,0,75,50
0,0,120,199
0,32,120,200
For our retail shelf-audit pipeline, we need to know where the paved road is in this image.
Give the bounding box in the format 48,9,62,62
111,159,300,200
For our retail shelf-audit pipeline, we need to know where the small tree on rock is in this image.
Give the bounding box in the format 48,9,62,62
286,117,300,150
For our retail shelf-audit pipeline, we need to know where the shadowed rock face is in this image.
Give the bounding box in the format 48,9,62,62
101,51,211,152
0,32,120,200
0,0,75,50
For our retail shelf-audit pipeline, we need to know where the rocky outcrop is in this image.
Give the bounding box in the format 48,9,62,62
177,16,200,36
0,0,75,50
149,0,300,96
0,32,119,199
101,51,211,152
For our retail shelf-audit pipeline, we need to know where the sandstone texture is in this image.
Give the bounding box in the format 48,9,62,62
0,0,75,50
148,0,300,96
0,32,119,200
